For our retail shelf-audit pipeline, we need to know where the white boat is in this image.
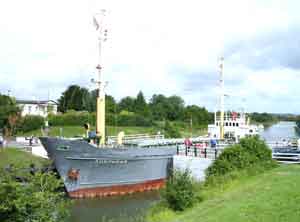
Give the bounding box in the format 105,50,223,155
207,58,259,142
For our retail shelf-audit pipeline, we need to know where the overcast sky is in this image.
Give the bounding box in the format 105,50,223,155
0,0,299,113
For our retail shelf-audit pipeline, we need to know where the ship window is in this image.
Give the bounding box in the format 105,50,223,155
216,122,219,126
233,123,235,127
225,122,228,126
229,122,232,126
236,123,239,127
249,129,253,133
57,145,70,151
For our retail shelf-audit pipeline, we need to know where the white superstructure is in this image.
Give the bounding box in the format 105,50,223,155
208,111,259,141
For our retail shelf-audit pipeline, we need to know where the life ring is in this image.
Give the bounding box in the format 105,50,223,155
68,168,80,181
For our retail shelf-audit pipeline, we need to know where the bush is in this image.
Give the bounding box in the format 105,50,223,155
19,115,45,133
162,169,197,211
164,121,181,138
205,136,277,181
0,167,70,222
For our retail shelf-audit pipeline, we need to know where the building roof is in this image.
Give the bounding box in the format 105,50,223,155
16,99,58,105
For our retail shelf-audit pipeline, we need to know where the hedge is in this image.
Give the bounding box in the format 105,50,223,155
48,111,153,127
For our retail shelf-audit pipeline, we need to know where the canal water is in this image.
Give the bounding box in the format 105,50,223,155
69,121,299,222
260,121,299,141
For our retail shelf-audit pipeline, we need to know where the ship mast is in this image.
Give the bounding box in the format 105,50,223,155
93,10,108,146
219,57,225,139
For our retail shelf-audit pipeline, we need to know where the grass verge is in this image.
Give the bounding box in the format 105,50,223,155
148,164,300,222
0,147,50,169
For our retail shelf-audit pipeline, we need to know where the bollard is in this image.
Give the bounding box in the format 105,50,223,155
204,148,207,158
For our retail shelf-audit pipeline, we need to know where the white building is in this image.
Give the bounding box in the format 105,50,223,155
16,100,58,117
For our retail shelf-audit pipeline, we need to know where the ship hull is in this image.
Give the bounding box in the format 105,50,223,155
39,137,176,198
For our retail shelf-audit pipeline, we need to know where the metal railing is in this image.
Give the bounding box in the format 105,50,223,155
176,144,225,159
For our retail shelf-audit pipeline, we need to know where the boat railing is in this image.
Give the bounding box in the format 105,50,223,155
107,134,165,144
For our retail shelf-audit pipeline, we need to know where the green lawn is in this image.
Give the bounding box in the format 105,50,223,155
149,164,300,222
0,148,49,169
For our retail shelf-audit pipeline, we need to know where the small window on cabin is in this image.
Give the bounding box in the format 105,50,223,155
249,129,253,133
236,123,239,127
225,122,228,126
229,122,232,126
216,122,219,126
233,123,235,127
57,145,70,151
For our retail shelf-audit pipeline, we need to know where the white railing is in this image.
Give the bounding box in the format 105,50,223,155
107,134,165,144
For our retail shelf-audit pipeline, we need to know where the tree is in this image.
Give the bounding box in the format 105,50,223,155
149,94,168,120
118,96,136,113
134,91,150,117
166,96,185,121
88,91,117,114
106,95,117,114
149,94,185,121
183,105,212,126
0,94,20,136
58,85,91,112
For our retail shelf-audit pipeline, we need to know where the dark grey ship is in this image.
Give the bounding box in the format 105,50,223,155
39,11,177,198
40,137,176,198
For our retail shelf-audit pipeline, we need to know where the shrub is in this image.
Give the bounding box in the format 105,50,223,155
164,121,181,138
0,167,70,222
19,115,45,133
239,136,273,164
205,136,277,182
162,169,197,211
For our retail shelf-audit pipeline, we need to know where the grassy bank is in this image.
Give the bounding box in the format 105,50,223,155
148,164,300,222
0,148,49,169
18,125,207,138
